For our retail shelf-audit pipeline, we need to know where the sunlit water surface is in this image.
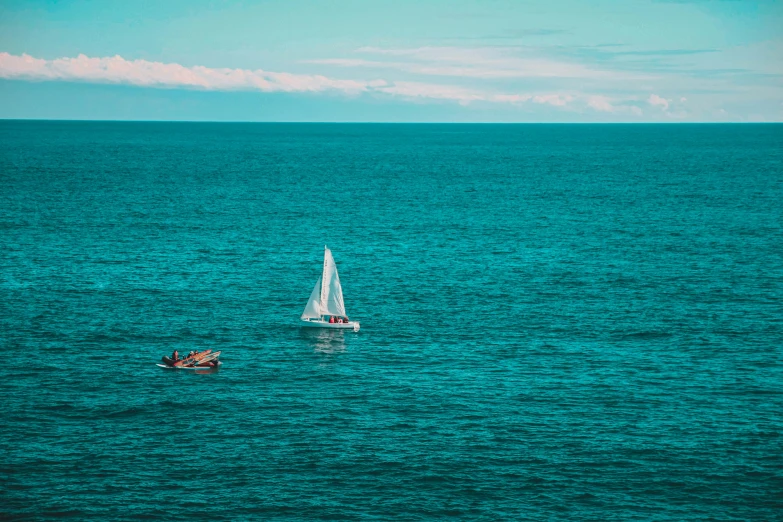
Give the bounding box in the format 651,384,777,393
1,122,782,520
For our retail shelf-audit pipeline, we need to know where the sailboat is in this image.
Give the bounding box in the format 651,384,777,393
300,246,360,331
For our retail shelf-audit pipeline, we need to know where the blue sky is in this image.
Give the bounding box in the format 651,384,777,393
1,0,781,122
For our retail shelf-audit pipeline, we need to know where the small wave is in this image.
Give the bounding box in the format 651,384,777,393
104,406,148,419
619,331,673,340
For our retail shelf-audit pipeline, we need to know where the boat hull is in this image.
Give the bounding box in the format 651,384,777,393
157,362,222,370
300,319,360,331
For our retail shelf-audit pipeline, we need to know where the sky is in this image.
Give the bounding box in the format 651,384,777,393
1,0,781,122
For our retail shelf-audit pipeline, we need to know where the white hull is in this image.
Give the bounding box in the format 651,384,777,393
156,362,222,370
300,319,360,331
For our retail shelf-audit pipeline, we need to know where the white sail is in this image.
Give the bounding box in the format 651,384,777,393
320,247,347,318
301,276,322,319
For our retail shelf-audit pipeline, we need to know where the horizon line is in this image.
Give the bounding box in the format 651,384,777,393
2,118,780,125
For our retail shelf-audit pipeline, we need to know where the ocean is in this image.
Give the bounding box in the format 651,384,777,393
1,121,781,520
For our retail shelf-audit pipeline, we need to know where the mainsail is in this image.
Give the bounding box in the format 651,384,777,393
301,246,348,319
321,247,346,317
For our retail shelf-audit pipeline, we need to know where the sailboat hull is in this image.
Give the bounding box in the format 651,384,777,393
300,319,360,331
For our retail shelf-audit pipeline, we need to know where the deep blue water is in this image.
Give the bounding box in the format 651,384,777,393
1,121,782,520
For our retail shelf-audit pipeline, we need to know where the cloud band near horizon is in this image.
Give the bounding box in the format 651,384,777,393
0,51,662,115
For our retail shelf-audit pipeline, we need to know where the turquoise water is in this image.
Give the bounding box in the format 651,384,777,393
1,121,782,520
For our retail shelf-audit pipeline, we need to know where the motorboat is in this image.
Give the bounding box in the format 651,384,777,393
158,349,222,369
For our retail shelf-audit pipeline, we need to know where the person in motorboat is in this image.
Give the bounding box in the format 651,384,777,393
162,350,180,367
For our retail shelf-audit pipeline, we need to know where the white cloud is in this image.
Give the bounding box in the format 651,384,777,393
1,51,671,118
533,94,573,106
491,94,533,104
648,94,670,110
374,81,572,107
0,52,379,94
587,95,614,112
586,95,642,116
374,81,486,104
680,97,687,102
311,46,649,80
0,52,584,110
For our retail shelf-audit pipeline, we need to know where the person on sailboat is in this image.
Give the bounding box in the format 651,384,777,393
329,316,336,324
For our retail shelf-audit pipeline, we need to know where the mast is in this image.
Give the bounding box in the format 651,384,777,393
321,245,328,315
